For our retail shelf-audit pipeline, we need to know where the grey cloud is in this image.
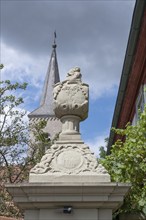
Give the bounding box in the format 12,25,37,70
1,0,135,99
1,1,134,55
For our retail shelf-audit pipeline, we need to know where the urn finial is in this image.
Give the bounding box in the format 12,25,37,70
53,68,89,141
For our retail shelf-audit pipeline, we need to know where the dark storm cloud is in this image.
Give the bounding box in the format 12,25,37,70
1,1,134,56
1,0,135,99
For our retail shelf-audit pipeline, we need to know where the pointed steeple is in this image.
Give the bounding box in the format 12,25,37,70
29,34,60,117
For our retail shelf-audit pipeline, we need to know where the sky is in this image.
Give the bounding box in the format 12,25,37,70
1,0,135,156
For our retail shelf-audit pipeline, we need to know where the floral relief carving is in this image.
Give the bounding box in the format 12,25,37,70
30,144,108,175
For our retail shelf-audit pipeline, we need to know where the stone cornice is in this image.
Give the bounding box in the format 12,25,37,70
6,182,130,212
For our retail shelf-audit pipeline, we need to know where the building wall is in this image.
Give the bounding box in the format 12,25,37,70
117,8,146,129
29,117,62,140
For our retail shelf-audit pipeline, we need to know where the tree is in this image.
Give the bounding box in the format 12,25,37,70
0,80,28,178
28,120,59,164
0,64,4,69
101,106,146,217
0,79,53,217
98,137,108,159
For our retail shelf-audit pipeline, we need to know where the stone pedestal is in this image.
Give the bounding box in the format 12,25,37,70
6,182,130,220
6,67,130,219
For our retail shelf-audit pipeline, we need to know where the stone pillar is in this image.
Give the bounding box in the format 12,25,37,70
6,67,130,220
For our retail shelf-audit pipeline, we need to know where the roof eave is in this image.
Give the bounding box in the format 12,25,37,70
107,0,146,154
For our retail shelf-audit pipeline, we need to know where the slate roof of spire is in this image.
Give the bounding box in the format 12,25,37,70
29,42,60,118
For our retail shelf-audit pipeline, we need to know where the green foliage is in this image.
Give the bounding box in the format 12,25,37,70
99,138,108,159
29,120,59,164
0,79,57,217
0,80,29,217
101,106,146,216
0,80,28,171
29,120,51,164
0,64,4,69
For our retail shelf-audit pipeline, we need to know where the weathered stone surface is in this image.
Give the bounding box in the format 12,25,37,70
59,115,82,141
29,67,111,183
30,143,109,179
6,182,130,212
53,67,89,121
29,143,110,183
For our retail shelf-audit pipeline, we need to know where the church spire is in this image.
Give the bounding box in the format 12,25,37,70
29,33,60,117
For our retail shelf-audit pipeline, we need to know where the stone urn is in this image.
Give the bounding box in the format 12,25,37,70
53,67,89,141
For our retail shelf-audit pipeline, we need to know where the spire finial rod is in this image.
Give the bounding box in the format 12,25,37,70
52,31,57,48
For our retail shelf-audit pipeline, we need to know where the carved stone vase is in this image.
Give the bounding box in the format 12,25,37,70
29,67,110,183
53,69,88,141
